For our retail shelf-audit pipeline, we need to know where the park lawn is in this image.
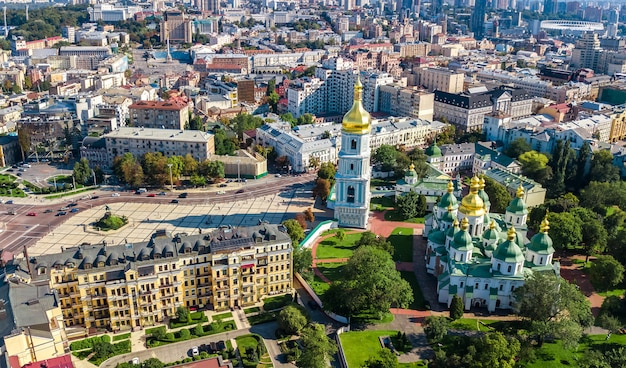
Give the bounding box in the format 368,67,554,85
244,307,260,314
389,227,414,262
315,233,362,259
340,330,398,368
262,294,293,311
310,274,331,297
399,271,426,310
449,318,502,331
212,312,233,321
384,210,424,224
398,362,428,367
112,333,130,342
352,312,394,325
370,195,396,209
317,262,346,282
598,287,626,297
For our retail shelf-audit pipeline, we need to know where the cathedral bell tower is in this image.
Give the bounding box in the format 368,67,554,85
334,77,372,229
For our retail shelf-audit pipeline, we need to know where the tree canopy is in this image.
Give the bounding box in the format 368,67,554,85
277,304,309,335
504,138,531,158
296,323,337,368
482,176,511,213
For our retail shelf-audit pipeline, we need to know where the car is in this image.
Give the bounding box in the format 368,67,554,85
307,300,318,310
71,208,80,213
131,358,140,365
236,189,245,194
171,199,179,203
43,209,53,213
226,179,233,183
178,192,188,198
18,168,26,172
112,193,120,197
147,193,156,197
7,210,16,215
16,173,22,176
216,341,226,351
60,207,69,211
7,169,13,172
158,191,166,196
91,196,99,200
11,165,17,169
26,212,37,216
191,346,199,356
6,200,13,204
68,203,77,207
275,174,281,177
56,211,67,216
217,190,225,195
219,183,227,187
134,190,142,194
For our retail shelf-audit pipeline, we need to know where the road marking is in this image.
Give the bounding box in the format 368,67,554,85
1,224,39,251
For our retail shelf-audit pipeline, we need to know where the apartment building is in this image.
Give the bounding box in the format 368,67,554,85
361,72,395,113
17,225,292,333
129,101,189,130
160,12,193,43
379,85,435,121
393,42,432,58
414,68,464,93
103,127,215,165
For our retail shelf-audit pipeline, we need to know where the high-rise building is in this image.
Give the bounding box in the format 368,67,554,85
471,0,487,39
543,0,557,14
160,11,193,43
608,8,620,38
571,32,601,70
195,0,220,13
334,78,372,229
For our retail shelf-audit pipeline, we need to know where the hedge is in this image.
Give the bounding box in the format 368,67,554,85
112,333,131,342
89,340,131,366
169,312,209,329
146,321,236,348
70,335,111,351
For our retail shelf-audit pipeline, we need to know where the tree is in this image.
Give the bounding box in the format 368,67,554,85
93,341,113,359
547,212,582,250
355,231,393,255
297,113,314,126
407,148,429,178
280,112,297,125
166,155,183,181
548,140,575,198
504,138,531,158
230,113,264,138
141,152,169,186
296,323,337,368
202,160,225,181
604,208,626,237
189,115,204,130
303,208,314,222
267,91,279,113
190,174,206,187
295,213,307,230
73,158,91,184
176,306,190,322
113,153,144,187
574,141,592,189
283,219,305,243
423,316,449,342
312,178,331,201
17,126,31,162
571,207,607,260
450,295,464,320
364,349,398,368
308,156,321,170
23,75,33,90
213,127,237,155
323,246,412,317
142,358,164,368
395,191,426,219
608,228,626,266
374,145,397,171
518,150,549,180
317,162,336,181
335,229,346,241
589,149,620,183
513,272,593,348
482,176,511,213
589,256,624,291
579,347,626,368
293,247,312,274
277,305,308,335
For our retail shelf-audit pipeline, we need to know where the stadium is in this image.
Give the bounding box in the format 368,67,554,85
540,20,604,33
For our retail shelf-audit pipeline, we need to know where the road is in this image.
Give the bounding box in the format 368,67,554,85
0,173,315,254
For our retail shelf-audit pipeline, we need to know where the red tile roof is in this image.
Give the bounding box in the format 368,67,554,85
17,354,73,368
130,101,187,111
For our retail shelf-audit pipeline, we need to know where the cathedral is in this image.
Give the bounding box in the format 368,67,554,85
423,176,559,312
334,77,372,229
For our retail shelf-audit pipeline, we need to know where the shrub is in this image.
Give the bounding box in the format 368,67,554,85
164,333,175,341
179,329,191,339
450,295,464,320
95,213,128,231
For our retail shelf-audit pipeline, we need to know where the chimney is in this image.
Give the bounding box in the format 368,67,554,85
23,246,32,276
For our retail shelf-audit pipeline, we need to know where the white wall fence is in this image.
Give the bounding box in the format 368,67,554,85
300,220,337,249
335,325,350,368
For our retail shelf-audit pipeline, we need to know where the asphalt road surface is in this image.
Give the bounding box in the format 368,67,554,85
0,173,315,254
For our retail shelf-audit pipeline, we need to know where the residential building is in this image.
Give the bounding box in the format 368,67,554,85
0,135,21,167
129,101,190,130
571,32,601,70
160,12,193,43
424,176,556,313
361,72,395,113
473,143,522,174
415,68,465,93
80,137,108,169
483,168,547,207
88,3,142,22
103,127,215,165
380,85,435,121
393,42,432,58
334,78,371,229
610,105,626,142
9,225,291,333
213,150,268,179
427,141,475,174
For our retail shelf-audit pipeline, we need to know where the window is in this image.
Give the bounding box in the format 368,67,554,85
507,265,512,272
347,186,355,203
484,284,488,290
351,139,357,150
497,263,501,271
350,163,354,171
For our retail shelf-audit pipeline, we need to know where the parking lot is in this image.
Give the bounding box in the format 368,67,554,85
2,162,73,189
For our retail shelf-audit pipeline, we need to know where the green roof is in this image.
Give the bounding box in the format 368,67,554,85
446,224,460,238
493,240,525,263
478,189,491,205
438,192,458,209
425,142,442,157
428,230,446,245
449,284,458,295
442,210,456,223
528,232,554,254
474,143,518,168
482,227,499,241
452,230,474,251
506,197,528,215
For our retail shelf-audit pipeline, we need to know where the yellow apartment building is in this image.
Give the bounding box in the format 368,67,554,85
19,224,292,333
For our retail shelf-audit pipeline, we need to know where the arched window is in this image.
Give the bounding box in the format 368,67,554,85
347,186,355,203
351,139,357,150
350,163,354,171
507,265,512,272
497,263,501,271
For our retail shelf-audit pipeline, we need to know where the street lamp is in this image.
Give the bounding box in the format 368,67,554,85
92,170,97,186
167,163,173,190
236,160,241,182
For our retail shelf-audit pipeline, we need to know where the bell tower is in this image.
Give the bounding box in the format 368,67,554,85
334,77,372,229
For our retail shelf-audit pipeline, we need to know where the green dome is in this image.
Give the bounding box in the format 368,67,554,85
425,142,442,157
506,186,528,215
442,209,456,223
493,228,525,263
452,218,474,251
438,181,458,209
528,218,554,254
482,221,499,241
405,163,417,177
478,178,491,206
428,230,446,245
446,221,460,238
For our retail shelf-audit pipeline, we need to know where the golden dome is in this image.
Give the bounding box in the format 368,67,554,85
447,181,454,193
489,220,496,230
540,216,550,233
342,77,371,135
459,175,485,217
516,185,525,198
410,163,415,171
507,226,516,241
460,217,469,231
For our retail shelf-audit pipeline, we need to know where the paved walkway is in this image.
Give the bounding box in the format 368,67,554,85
559,254,604,317
368,210,424,237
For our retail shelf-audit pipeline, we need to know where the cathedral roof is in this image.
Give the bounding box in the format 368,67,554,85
405,163,417,177
528,217,555,255
341,77,371,135
506,185,528,215
446,219,460,238
425,138,442,157
437,181,458,209
452,218,474,251
482,220,499,241
477,177,491,206
493,227,525,263
459,176,485,217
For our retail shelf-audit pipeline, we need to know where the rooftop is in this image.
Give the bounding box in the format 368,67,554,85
104,127,213,143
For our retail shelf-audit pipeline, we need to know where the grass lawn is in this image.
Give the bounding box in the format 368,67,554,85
212,312,232,321
449,318,503,331
370,195,396,209
262,294,293,311
384,210,424,223
310,274,331,297
247,312,277,325
317,262,346,282
352,312,394,325
399,271,426,310
340,330,399,368
112,333,131,342
371,178,396,187
598,288,626,297
389,227,414,262
244,307,260,314
315,232,362,259
398,362,428,367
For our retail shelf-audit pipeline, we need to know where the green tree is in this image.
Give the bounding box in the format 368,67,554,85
176,306,190,322
93,342,113,359
23,76,33,90
604,208,626,237
574,141,592,189
395,191,426,219
504,138,531,158
266,78,276,96
513,272,593,348
189,174,206,187
229,113,264,138
312,178,331,201
141,152,169,186
518,150,550,180
571,207,607,260
296,113,314,126
607,228,626,265
296,323,337,368
267,91,279,113
142,358,164,368
277,305,309,335
450,295,464,320
113,153,144,187
407,148,429,178
589,149,620,183
355,231,393,255
335,229,346,241
482,176,511,213
317,162,336,181
280,112,297,125
374,144,397,171
548,212,582,250
579,347,626,368
73,158,91,184
323,246,412,317
423,316,449,342
589,255,624,291
472,332,520,368
166,155,183,181
364,349,398,368
282,219,305,243
293,247,312,274
202,160,225,181
213,127,237,155
189,115,204,130
17,125,31,162
548,140,575,198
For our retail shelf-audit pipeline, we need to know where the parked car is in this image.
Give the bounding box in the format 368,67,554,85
71,208,80,213
236,189,245,194
158,191,166,196
43,209,53,213
8,210,16,215
91,196,99,200
6,200,13,204
147,193,156,197
26,212,37,216
171,199,179,204
178,192,188,198
131,358,139,365
68,203,77,207
112,193,120,197
60,207,69,211
219,183,227,187
191,346,199,356
16,173,22,176
56,211,67,216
